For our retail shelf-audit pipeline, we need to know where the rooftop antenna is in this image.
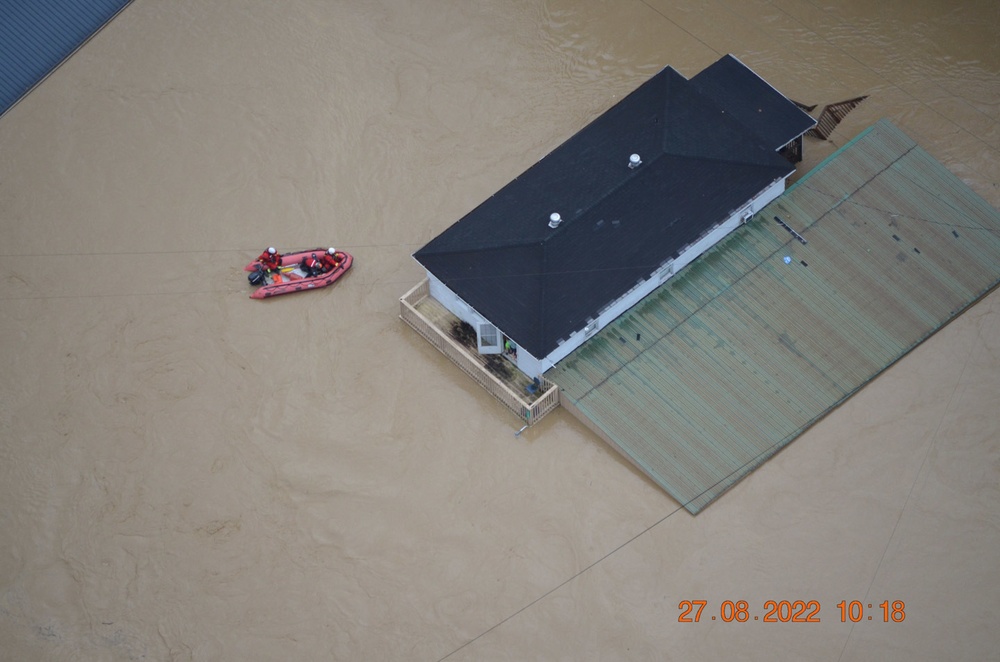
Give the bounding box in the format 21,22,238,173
548,212,562,229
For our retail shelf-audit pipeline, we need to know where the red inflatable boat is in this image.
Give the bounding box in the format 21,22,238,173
245,248,353,299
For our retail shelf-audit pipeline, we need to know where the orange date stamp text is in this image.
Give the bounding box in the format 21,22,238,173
677,600,906,623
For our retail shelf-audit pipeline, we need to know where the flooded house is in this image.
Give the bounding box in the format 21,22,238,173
401,54,816,423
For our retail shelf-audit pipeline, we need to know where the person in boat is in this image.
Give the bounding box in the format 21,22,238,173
302,252,323,277
257,246,282,272
319,247,341,272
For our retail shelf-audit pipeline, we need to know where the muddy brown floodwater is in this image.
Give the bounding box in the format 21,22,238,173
1,1,998,660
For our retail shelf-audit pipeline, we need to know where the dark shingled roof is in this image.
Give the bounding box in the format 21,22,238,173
689,54,817,149
414,55,814,358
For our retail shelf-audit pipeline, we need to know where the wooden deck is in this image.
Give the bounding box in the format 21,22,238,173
414,297,550,402
400,280,560,425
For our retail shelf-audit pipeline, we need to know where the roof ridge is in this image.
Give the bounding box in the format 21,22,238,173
413,55,805,357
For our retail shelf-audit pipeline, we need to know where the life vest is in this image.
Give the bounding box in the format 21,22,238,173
258,250,281,270
304,254,322,272
321,252,340,270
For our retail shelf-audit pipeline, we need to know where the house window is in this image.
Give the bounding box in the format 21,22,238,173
477,323,501,354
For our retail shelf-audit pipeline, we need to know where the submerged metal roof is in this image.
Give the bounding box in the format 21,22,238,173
0,0,133,118
549,119,1000,514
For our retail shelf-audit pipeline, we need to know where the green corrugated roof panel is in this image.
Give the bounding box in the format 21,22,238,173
549,120,1000,514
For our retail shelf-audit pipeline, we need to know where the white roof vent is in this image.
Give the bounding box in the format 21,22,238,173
628,153,642,169
548,212,562,229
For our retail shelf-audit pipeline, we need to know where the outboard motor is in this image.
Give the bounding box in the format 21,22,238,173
248,264,266,286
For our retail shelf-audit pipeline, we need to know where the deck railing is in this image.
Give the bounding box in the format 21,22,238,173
400,279,560,426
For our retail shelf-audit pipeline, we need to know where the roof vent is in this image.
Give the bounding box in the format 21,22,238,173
628,153,642,169
548,212,562,229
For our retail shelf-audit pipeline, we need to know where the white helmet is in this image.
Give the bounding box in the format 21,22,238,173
327,247,336,255
267,247,276,254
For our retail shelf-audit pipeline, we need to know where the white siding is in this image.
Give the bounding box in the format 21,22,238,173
424,174,790,378
426,275,545,376
535,176,789,372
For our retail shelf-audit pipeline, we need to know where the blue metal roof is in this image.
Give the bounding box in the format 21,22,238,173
0,0,133,118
